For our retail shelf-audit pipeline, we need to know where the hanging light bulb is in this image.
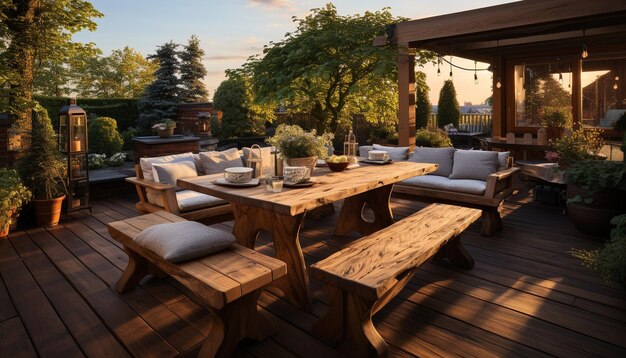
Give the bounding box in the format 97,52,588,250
437,57,441,76
449,57,453,78
496,77,502,89
559,72,563,85
614,83,619,90
582,44,588,59
474,61,478,84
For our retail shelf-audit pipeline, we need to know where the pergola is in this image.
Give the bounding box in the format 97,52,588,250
376,0,626,147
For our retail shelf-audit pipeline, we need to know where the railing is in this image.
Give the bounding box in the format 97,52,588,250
428,114,492,133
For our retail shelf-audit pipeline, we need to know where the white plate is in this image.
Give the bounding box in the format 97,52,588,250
214,178,260,187
360,158,393,165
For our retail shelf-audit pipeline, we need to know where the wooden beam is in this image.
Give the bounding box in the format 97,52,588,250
397,45,415,148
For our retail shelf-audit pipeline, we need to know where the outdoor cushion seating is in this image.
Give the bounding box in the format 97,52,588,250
393,147,519,236
127,152,232,223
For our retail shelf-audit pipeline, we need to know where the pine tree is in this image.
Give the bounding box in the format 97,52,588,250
437,79,460,128
137,41,180,132
179,35,208,103
415,72,431,129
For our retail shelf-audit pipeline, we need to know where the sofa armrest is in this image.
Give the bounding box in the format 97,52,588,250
484,167,519,198
126,176,175,191
125,177,180,214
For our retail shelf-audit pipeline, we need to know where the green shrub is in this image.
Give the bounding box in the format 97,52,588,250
414,127,452,147
89,117,123,156
121,127,140,150
437,79,460,129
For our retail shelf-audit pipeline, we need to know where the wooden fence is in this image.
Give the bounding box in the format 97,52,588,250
428,114,492,133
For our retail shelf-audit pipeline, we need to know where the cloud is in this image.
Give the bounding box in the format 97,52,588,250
203,55,249,61
247,0,293,8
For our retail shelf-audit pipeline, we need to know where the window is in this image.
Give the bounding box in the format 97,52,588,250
514,63,573,128
581,57,626,129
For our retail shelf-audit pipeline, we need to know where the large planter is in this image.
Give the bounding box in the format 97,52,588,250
157,128,174,138
285,156,317,175
566,184,626,239
33,195,66,228
0,210,19,239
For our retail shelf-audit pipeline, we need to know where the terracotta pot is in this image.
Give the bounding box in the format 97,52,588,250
567,202,622,240
285,156,317,175
33,195,66,228
0,222,8,238
157,128,174,138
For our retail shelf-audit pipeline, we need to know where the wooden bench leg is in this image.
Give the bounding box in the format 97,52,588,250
434,236,475,269
116,246,149,293
335,184,394,236
313,270,415,358
481,207,503,236
199,288,278,358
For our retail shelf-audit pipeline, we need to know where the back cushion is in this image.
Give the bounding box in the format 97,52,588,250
449,150,498,181
372,144,410,161
140,152,196,181
199,147,244,175
152,161,197,188
358,145,374,158
497,151,510,171
410,147,455,177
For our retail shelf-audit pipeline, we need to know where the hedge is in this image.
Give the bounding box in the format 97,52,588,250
36,96,139,131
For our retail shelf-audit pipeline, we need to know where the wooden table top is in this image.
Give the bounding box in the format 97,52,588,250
178,161,436,216
485,137,551,150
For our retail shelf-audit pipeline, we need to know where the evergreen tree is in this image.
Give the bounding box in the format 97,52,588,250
415,71,431,129
213,75,268,138
179,35,208,103
137,41,180,132
437,79,460,128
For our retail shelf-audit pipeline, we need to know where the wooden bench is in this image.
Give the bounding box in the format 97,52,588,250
310,203,481,357
107,211,287,357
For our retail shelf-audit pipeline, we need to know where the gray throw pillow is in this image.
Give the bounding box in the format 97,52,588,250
449,150,498,181
497,151,510,171
152,161,198,189
134,221,235,263
372,144,410,161
199,148,244,174
410,147,455,177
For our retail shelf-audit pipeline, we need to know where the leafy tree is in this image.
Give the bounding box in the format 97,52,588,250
74,47,158,98
213,74,272,138
437,79,460,128
0,0,102,150
179,35,208,103
415,71,431,129
242,4,434,133
88,117,123,156
137,41,180,132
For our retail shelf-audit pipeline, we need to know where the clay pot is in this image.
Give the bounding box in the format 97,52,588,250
33,195,66,228
285,156,317,175
157,128,174,138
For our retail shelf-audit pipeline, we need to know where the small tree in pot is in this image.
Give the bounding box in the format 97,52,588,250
17,105,67,228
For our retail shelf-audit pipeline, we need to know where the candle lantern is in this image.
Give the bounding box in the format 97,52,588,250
58,98,91,213
271,148,283,177
247,144,264,179
343,128,358,164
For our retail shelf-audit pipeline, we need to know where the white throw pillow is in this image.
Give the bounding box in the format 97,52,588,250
410,147,455,177
139,152,196,181
152,161,197,188
372,144,410,161
199,148,244,175
134,221,235,263
449,150,498,181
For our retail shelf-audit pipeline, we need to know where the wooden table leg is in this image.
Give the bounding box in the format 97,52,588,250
231,203,311,311
335,184,394,236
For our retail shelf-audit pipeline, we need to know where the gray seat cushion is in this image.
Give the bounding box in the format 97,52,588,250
410,147,455,177
134,221,235,263
401,175,487,195
175,190,228,212
449,150,498,181
139,153,197,206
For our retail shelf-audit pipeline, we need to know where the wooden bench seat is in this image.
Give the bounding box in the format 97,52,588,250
107,211,287,357
310,203,481,357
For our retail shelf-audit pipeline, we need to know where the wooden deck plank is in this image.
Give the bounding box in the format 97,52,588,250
9,232,130,357
0,317,38,357
0,275,17,321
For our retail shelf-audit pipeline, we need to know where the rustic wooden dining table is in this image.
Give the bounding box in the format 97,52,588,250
178,161,436,311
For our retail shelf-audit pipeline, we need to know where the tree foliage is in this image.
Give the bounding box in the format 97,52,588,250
437,79,460,128
0,0,102,150
137,41,180,132
415,71,431,129
179,35,208,103
213,74,271,138
241,3,434,133
72,46,158,99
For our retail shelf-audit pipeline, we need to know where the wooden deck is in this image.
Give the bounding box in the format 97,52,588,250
1,188,625,357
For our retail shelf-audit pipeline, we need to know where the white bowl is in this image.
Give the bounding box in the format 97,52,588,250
368,150,389,161
224,167,253,183
283,166,310,183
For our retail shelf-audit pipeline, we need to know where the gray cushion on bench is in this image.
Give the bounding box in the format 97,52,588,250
449,150,498,181
410,147,455,177
402,175,487,195
134,221,235,263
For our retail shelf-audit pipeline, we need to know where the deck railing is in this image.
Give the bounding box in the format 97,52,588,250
428,114,492,133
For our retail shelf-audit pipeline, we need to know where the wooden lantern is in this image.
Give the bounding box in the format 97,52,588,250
343,128,358,164
247,144,263,179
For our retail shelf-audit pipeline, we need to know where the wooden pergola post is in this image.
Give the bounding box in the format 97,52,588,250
397,44,416,148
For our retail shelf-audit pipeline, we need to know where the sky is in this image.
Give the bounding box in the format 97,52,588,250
74,0,513,105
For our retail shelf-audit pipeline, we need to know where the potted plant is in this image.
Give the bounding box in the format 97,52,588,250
541,107,569,141
0,169,32,237
17,105,67,228
566,160,626,239
267,124,333,172
548,128,603,170
152,118,177,138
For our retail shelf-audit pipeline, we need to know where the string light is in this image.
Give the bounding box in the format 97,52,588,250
437,57,441,76
474,61,478,84
449,57,453,78
615,76,620,90
568,65,572,88
581,29,589,58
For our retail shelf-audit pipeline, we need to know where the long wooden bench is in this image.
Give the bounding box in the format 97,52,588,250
310,203,481,357
107,211,287,357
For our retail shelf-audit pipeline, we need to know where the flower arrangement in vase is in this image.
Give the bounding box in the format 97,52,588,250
548,128,603,170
